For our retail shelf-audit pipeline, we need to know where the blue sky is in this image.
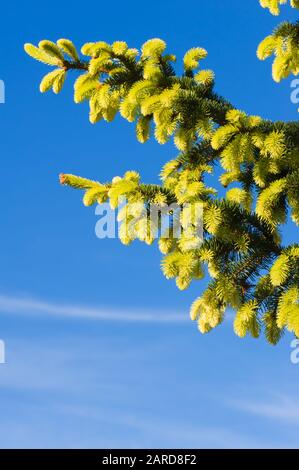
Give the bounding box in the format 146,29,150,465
0,0,298,448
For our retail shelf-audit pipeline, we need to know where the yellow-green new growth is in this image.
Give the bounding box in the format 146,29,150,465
258,0,299,84
26,15,299,344
183,47,207,71
260,0,299,15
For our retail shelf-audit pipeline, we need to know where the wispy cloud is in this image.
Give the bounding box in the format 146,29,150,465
0,298,296,448
0,293,187,323
56,404,268,449
229,393,299,425
0,332,264,449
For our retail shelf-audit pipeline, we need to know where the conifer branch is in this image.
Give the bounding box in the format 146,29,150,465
25,2,299,343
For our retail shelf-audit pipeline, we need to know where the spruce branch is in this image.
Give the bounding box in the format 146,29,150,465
25,2,299,343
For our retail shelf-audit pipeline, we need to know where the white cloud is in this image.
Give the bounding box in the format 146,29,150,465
56,404,269,449
0,292,187,323
229,393,299,425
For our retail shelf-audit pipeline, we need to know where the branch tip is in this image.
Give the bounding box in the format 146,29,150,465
59,173,67,185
